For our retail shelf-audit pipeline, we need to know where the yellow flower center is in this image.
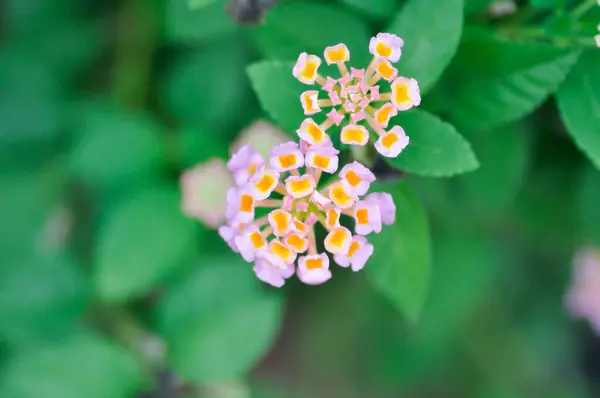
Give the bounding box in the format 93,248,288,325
250,232,265,249
305,257,323,270
394,84,410,104
286,234,306,251
326,209,339,228
331,185,352,206
302,93,317,113
306,123,324,142
239,194,254,212
377,60,395,79
356,208,369,225
247,162,257,176
382,133,399,149
312,154,331,169
348,241,361,257
376,106,393,125
345,170,361,187
255,174,275,193
376,42,392,57
271,241,292,260
342,127,366,143
326,47,347,63
329,229,348,248
301,61,318,81
293,220,308,234
289,178,311,194
271,210,290,232
278,154,297,169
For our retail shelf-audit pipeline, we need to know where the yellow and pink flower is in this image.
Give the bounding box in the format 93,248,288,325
293,32,420,158
218,142,396,287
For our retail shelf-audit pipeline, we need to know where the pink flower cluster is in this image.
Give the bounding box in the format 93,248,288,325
293,33,420,158
215,33,415,287
219,141,395,287
566,248,600,334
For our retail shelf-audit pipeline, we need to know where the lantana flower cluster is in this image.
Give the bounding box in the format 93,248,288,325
294,33,420,158
218,33,418,287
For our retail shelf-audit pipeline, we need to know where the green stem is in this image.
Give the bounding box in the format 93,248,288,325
499,27,597,47
496,5,536,29
86,304,165,369
571,0,597,20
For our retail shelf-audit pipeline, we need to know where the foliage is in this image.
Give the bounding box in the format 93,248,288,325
1,0,599,397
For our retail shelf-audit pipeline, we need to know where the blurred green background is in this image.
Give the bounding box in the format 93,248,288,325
2,0,600,397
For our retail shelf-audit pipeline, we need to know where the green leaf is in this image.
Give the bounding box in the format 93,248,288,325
530,0,561,9
0,50,66,145
0,171,62,258
164,0,237,43
5,0,81,36
511,132,579,256
464,0,493,13
177,127,230,168
557,50,600,170
70,104,163,189
0,333,143,398
455,124,529,215
94,186,199,302
188,0,218,9
247,61,304,136
422,232,506,336
156,255,284,383
162,40,254,136
577,166,600,245
339,0,398,19
385,0,463,92
367,181,431,322
253,1,371,66
3,20,103,85
384,110,479,177
441,29,580,131
0,253,88,347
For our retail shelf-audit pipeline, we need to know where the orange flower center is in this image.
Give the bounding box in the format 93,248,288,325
327,47,347,63
376,106,393,125
376,42,392,57
345,170,361,187
307,123,324,142
278,154,297,169
342,127,366,143
247,162,257,176
395,84,410,104
301,61,318,80
302,93,317,112
286,234,305,251
312,154,331,169
305,258,323,270
356,208,369,225
382,133,399,149
289,178,312,194
293,220,308,234
331,185,352,205
272,241,292,259
377,60,395,79
239,194,254,212
329,229,348,248
250,232,265,249
256,174,275,192
326,209,339,228
271,211,289,232
348,241,361,257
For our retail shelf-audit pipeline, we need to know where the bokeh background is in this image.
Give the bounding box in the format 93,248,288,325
2,0,600,397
